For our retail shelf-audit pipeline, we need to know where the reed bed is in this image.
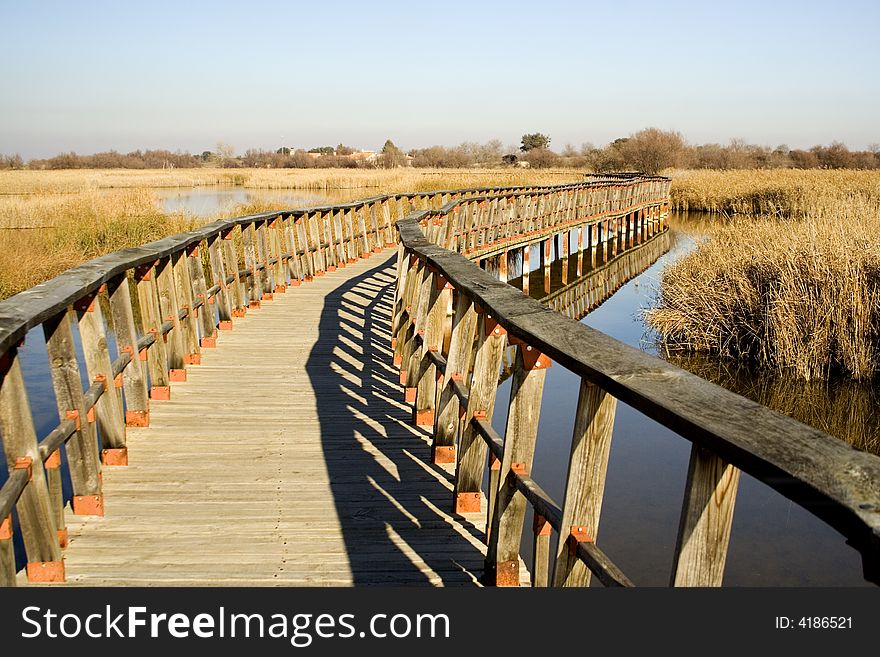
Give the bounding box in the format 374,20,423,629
649,194,880,382
0,168,582,195
669,169,880,216
0,190,196,299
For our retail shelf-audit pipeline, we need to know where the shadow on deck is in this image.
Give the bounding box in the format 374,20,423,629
307,256,492,585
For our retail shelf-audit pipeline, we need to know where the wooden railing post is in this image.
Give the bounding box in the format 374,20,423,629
242,223,261,305
155,256,187,382
432,292,477,464
173,250,201,366
268,217,287,291
381,199,394,245
45,448,66,548
108,273,150,429
256,220,274,296
412,272,449,427
392,255,421,369
135,261,171,399
553,378,617,587
0,348,64,582
1,512,14,585
192,242,220,344
76,287,126,457
43,310,102,513
220,228,246,316
343,208,357,263
403,262,433,403
485,344,549,586
282,216,304,286
670,446,741,586
452,311,507,514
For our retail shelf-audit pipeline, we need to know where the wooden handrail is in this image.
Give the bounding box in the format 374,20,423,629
392,175,880,587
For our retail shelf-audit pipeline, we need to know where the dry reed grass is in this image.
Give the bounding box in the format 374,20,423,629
649,194,880,381
0,190,196,299
0,168,582,195
669,169,880,216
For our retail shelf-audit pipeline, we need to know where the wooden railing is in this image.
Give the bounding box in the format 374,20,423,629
0,178,615,586
391,175,880,587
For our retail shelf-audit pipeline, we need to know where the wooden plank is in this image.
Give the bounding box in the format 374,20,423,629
221,228,246,315
670,446,741,586
552,378,617,587
453,311,506,514
189,241,218,343
0,348,63,578
42,256,529,587
154,256,186,375
43,310,102,498
108,273,150,426
432,293,477,461
135,263,171,397
77,289,126,450
485,346,548,586
242,223,260,304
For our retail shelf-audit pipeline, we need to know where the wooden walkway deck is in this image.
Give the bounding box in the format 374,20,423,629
27,251,527,586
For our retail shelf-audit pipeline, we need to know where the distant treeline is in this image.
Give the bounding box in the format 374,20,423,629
2,131,879,173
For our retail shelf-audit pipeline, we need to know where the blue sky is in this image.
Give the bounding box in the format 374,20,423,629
1,0,878,158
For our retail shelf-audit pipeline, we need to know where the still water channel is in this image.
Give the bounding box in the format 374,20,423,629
6,190,875,585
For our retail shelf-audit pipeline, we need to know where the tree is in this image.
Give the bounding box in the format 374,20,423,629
380,139,406,168
520,133,551,152
308,146,334,155
617,128,686,174
335,143,355,156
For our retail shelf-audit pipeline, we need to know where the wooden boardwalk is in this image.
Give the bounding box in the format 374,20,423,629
29,251,526,586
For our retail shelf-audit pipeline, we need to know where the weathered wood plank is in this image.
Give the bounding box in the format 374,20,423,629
0,348,63,580
670,446,741,586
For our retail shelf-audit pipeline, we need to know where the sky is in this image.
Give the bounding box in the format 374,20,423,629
1,0,878,158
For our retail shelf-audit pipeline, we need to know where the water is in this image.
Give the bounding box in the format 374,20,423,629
151,187,361,217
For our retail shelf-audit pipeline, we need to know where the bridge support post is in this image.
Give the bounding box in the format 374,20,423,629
542,239,551,294
561,230,569,285
485,344,549,586
576,226,584,277
522,245,530,295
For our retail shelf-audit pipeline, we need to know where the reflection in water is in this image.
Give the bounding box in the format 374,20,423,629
665,351,880,457
153,187,366,216
499,228,672,380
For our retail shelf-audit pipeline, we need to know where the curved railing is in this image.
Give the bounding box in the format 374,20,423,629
391,175,880,587
1,177,624,585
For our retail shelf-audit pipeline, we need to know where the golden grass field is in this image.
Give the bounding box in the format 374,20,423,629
0,167,581,195
0,168,584,298
669,168,880,216
651,169,880,382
